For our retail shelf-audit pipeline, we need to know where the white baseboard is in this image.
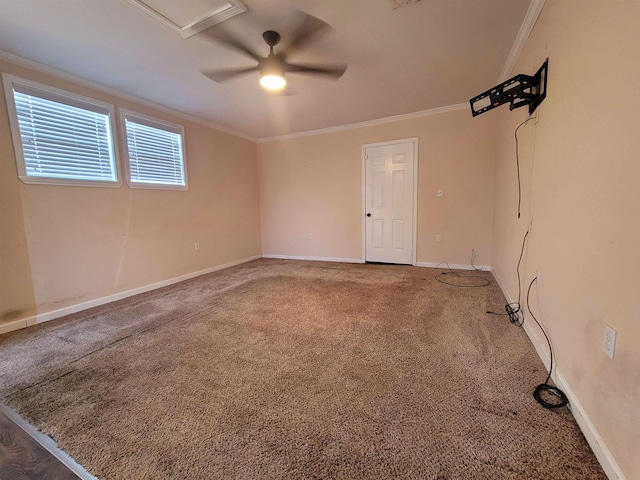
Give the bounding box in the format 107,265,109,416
262,254,365,264
492,272,625,480
416,261,492,271
0,318,28,335
261,257,492,270
0,255,262,336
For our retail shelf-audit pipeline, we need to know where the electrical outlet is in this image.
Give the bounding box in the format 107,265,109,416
437,189,443,197
435,234,442,243
308,233,313,240
603,325,617,359
194,242,199,251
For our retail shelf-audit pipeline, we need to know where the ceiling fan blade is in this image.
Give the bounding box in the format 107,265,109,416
279,11,332,59
200,29,263,62
284,63,348,80
202,66,259,83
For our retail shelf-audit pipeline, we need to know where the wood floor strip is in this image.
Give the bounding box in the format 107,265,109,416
16,455,82,480
0,403,94,480
0,411,52,479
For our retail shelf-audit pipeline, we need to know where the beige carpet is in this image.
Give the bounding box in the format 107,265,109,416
0,259,606,479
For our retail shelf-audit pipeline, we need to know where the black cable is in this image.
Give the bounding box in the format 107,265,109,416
434,261,490,288
515,232,528,306
515,117,535,219
486,231,528,323
470,248,484,272
511,230,528,323
435,272,490,288
526,277,569,409
504,302,523,325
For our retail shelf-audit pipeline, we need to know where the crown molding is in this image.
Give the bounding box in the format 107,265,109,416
1,0,541,149
0,50,255,142
257,103,469,143
498,0,546,82
125,0,246,39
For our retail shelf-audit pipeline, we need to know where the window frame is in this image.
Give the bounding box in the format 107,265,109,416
2,73,122,188
120,109,188,191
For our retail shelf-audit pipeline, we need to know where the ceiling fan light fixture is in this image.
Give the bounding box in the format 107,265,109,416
260,74,286,90
201,15,347,91
259,56,286,90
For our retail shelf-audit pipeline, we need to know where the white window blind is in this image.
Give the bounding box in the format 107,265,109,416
123,113,187,189
4,77,120,186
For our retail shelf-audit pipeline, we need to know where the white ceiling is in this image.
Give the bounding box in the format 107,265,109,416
0,0,533,139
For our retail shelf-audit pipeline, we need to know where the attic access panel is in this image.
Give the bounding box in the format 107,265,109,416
470,59,548,117
127,0,247,38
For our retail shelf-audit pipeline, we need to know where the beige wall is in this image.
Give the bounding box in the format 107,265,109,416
492,1,640,478
0,59,262,326
258,109,497,266
5,3,637,473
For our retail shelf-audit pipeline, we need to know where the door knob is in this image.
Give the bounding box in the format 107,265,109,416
366,213,371,217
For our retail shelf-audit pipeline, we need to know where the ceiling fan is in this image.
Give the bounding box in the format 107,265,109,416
200,12,348,92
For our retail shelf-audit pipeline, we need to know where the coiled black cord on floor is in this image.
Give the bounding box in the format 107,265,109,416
486,231,528,325
526,277,568,409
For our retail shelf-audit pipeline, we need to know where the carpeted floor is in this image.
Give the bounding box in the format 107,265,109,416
0,259,606,479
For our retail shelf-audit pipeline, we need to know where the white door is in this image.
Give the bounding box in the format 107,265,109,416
364,140,416,265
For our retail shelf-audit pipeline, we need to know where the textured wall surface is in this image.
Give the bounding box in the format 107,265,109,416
258,108,496,266
491,2,640,478
0,59,262,325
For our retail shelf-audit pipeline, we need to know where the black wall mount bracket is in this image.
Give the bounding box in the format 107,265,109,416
469,59,548,117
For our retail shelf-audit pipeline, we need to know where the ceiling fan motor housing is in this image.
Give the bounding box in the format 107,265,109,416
259,54,284,76
259,55,285,77
259,54,286,90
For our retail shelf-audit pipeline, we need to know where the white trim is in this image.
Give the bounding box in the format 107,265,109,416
0,255,261,336
550,371,626,480
411,142,418,266
0,318,28,335
119,108,188,190
416,262,492,271
262,254,364,264
257,103,468,143
362,138,418,266
361,147,367,264
125,0,246,39
0,50,255,142
2,73,122,188
492,272,625,480
0,50,471,144
0,402,97,480
498,0,546,82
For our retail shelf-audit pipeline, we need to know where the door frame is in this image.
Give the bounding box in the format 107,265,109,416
361,137,419,266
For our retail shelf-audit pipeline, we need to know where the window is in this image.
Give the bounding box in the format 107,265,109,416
121,110,187,190
2,74,120,187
